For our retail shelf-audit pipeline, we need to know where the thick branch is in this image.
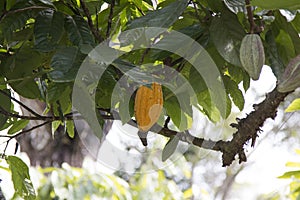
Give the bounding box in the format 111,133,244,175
220,87,290,166
150,86,290,166
0,87,290,166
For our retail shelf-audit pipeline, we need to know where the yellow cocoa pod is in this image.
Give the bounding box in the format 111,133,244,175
134,82,163,132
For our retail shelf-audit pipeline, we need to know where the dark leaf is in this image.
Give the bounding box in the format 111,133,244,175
223,76,244,111
0,89,11,129
127,0,189,29
65,15,95,46
265,30,285,79
210,7,246,66
251,0,300,10
49,46,85,82
34,10,65,52
224,0,246,13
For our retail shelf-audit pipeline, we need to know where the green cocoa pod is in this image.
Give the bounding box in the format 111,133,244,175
239,34,265,80
277,54,300,93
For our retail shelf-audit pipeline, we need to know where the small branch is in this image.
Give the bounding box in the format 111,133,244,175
79,0,103,42
245,0,262,33
139,48,151,64
1,121,51,156
0,106,48,120
106,0,115,38
0,90,44,118
245,0,255,33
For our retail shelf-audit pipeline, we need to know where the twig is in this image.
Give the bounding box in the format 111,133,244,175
79,0,103,42
1,121,51,157
106,0,115,38
0,90,44,118
245,0,262,33
139,48,151,64
0,106,48,120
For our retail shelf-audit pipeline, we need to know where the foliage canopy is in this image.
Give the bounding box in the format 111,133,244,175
0,0,300,199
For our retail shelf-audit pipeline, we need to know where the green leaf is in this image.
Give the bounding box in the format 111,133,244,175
285,98,300,112
196,90,220,122
65,15,95,46
292,12,300,33
49,46,84,82
242,71,250,91
52,121,61,136
224,0,246,14
10,79,42,99
95,69,117,109
164,95,191,131
1,44,43,99
188,66,207,93
278,170,300,179
2,44,43,78
34,10,65,52
53,1,75,15
209,7,246,66
0,89,11,129
271,11,300,66
251,0,300,10
162,136,179,162
227,65,244,83
265,30,285,79
66,120,75,138
46,83,71,103
8,119,29,135
118,89,134,124
127,0,189,29
0,1,47,41
6,156,36,200
223,76,244,110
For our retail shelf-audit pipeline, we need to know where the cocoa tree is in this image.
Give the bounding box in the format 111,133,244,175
0,0,299,199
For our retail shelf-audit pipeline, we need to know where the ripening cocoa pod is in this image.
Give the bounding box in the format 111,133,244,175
134,82,163,132
277,54,300,93
239,34,265,80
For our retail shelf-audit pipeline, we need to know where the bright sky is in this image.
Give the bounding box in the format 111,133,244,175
230,65,300,199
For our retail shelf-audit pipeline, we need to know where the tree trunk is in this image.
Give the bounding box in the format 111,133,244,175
17,97,84,167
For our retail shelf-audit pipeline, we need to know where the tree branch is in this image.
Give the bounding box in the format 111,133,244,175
79,0,103,42
1,121,51,157
150,86,290,166
245,0,262,33
0,86,290,166
0,90,45,118
106,0,115,38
